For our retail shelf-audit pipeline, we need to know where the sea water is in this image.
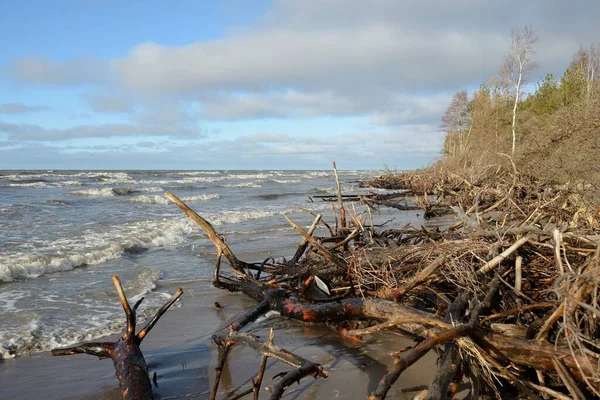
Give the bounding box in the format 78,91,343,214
0,169,411,360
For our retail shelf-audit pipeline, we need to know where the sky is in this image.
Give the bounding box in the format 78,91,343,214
1,0,599,170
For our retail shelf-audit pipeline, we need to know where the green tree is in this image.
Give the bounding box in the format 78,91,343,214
525,73,561,115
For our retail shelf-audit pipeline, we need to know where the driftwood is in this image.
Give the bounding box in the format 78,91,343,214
49,160,600,399
165,169,600,400
52,276,183,400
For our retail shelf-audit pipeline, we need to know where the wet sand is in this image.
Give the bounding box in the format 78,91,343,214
0,279,436,399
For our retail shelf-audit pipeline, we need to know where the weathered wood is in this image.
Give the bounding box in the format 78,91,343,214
285,215,348,271
214,285,600,388
52,276,183,400
368,324,472,400
211,329,328,400
390,255,446,300
426,293,469,400
333,160,347,229
477,236,529,274
291,213,322,264
165,191,250,275
165,190,600,399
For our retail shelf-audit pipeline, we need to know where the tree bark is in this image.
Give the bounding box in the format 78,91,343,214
52,276,183,400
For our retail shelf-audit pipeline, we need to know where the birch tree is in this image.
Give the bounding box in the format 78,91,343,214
440,90,471,156
501,26,538,155
572,44,600,101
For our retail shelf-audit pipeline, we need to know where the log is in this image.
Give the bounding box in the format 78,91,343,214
368,324,472,400
215,283,600,389
52,276,183,400
165,192,600,398
426,293,469,400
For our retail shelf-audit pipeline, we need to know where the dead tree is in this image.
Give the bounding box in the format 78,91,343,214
165,191,600,399
52,275,183,400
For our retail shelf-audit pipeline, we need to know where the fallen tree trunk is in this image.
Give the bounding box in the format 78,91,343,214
165,191,600,399
52,275,183,400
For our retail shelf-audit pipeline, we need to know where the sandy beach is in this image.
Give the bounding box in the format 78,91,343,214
0,170,440,399
0,277,436,399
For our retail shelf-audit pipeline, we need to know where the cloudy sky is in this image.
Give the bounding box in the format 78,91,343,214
1,0,598,170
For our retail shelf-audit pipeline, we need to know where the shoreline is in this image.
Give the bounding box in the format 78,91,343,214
0,278,436,399
5,163,596,398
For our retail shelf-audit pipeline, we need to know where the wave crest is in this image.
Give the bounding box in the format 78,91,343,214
128,194,219,205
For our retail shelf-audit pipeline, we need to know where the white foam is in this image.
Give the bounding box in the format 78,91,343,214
3,171,131,182
172,171,222,176
68,187,138,196
0,346,15,359
304,171,329,178
224,182,262,188
8,182,51,188
0,290,29,310
138,176,225,185
126,268,163,302
128,195,169,205
129,194,219,205
75,171,135,182
3,171,135,186
0,283,178,358
207,207,295,226
137,186,163,192
226,173,278,180
6,180,84,188
69,187,116,196
0,218,197,282
0,246,123,281
60,180,84,187
205,202,333,227
272,179,301,184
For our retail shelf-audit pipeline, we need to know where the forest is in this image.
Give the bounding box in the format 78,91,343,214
441,27,599,189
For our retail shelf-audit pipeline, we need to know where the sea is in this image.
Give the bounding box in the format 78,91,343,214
0,169,419,361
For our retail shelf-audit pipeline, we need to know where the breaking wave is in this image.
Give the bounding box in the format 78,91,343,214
128,194,220,205
271,179,301,184
69,187,137,197
0,268,177,359
7,180,84,188
0,219,197,282
223,181,262,188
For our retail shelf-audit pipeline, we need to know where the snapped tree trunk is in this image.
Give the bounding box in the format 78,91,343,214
52,276,183,400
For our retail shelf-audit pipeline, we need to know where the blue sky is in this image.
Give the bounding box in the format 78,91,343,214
1,0,598,170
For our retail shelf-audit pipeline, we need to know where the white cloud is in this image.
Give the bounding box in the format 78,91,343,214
2,0,600,168
0,103,51,114
114,27,503,94
113,0,600,96
0,121,205,141
5,57,107,85
201,90,362,120
85,92,135,114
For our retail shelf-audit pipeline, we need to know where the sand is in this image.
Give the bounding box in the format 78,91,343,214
0,279,436,399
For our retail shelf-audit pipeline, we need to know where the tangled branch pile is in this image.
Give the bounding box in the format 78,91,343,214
165,161,599,400
52,161,599,399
